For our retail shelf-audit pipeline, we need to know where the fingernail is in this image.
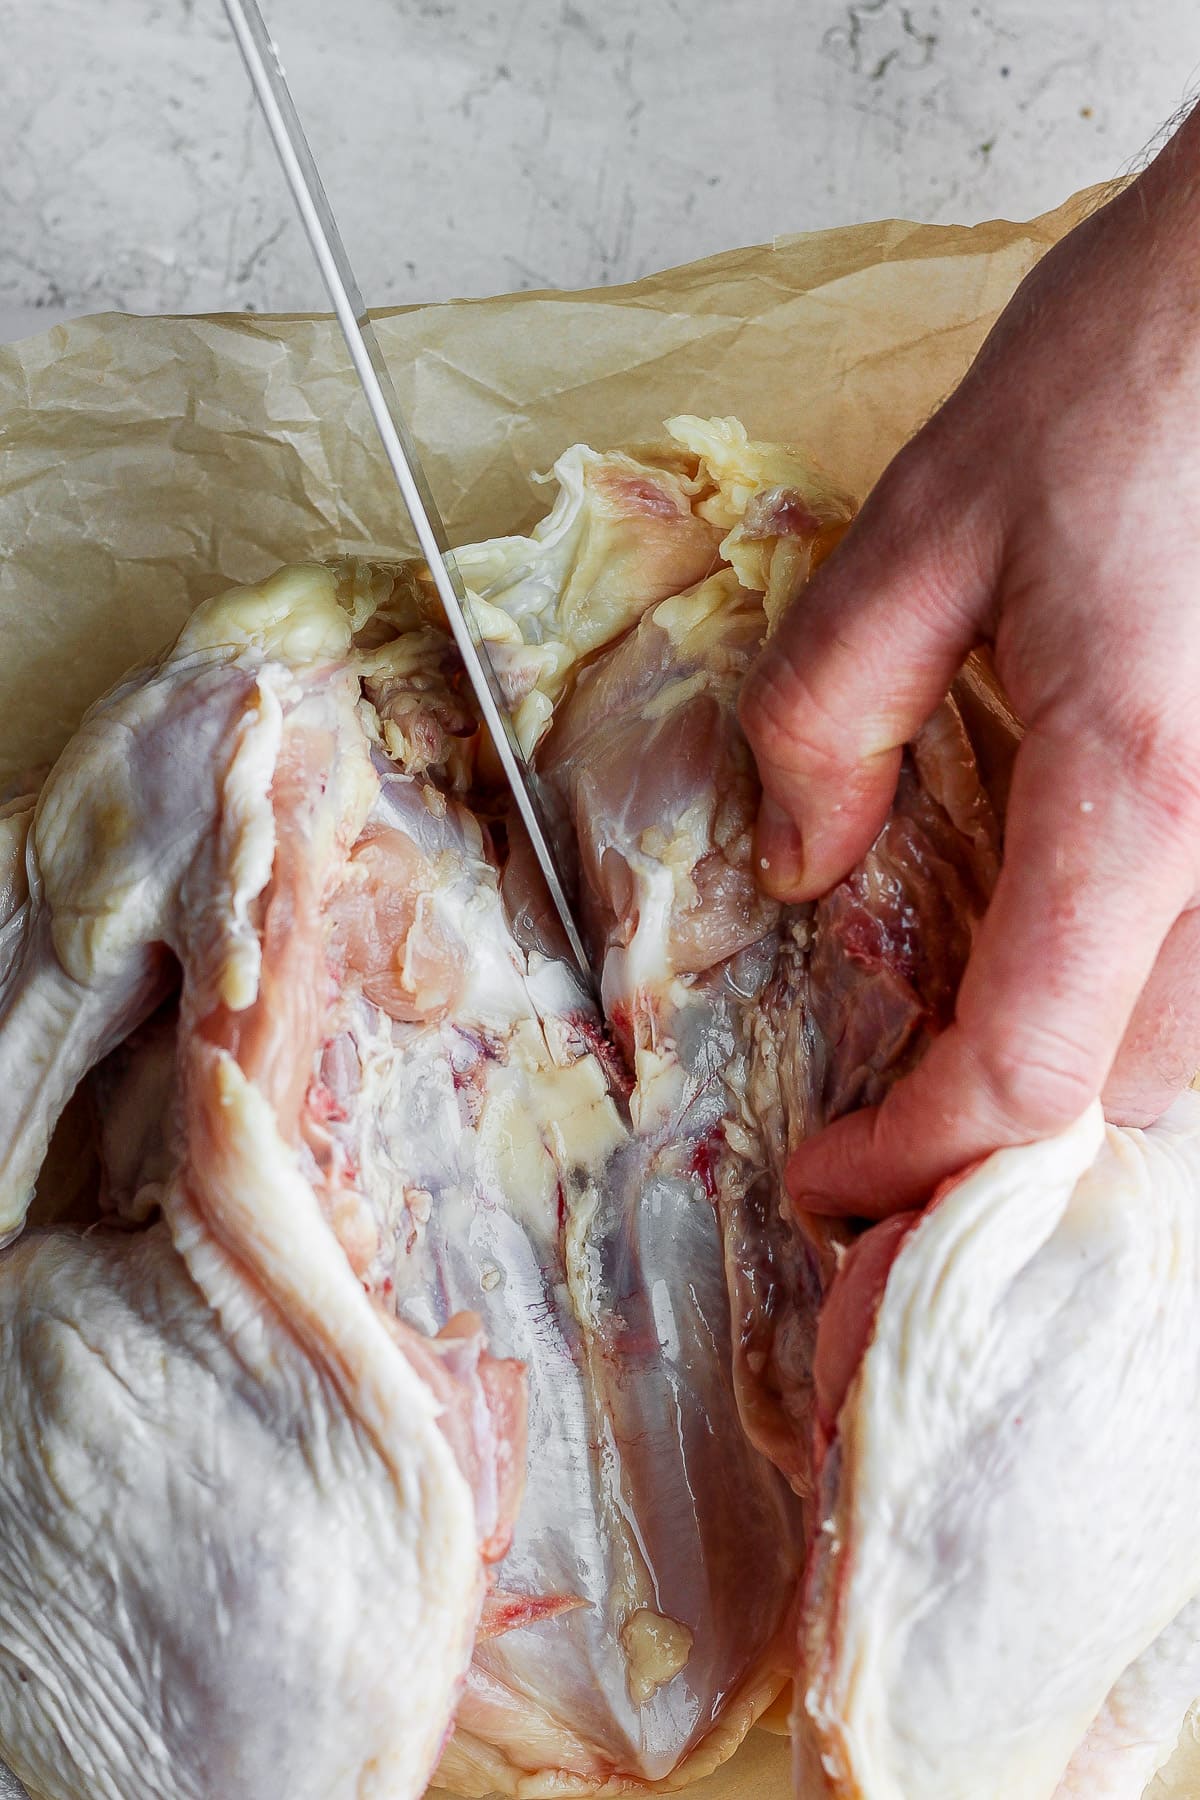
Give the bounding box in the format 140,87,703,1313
755,795,806,901
790,1188,853,1217
788,1143,849,1216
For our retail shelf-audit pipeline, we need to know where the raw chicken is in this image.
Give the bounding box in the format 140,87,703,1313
4,401,1195,1800
0,420,853,1799
764,640,1200,1798
329,425,860,1794
0,568,523,1800
510,423,1200,1800
418,418,1200,1800
799,1100,1200,1800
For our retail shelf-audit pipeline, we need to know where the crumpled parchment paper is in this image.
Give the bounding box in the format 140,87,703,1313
3,180,1195,1800
0,189,1102,779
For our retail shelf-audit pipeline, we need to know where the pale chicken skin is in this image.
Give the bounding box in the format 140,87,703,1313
0,568,521,1800
799,1103,1200,1800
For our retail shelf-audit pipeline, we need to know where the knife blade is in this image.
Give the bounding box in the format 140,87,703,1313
221,0,596,993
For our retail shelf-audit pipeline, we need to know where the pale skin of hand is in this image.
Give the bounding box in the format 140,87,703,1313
739,104,1200,1219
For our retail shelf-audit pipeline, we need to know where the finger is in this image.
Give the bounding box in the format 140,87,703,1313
1104,903,1200,1126
739,440,997,902
813,1211,921,1439
788,718,1198,1215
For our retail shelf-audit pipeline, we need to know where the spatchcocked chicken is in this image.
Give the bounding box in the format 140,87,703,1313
0,416,1197,1800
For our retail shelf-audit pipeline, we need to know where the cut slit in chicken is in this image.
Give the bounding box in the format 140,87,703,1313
1,413,1198,1800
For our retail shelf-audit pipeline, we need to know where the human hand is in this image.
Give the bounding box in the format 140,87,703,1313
739,106,1200,1217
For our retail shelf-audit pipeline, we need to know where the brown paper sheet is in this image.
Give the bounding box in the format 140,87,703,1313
0,190,1104,779
3,181,1195,1799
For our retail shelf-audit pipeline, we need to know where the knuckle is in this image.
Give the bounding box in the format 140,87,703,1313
1114,707,1200,840
1038,695,1200,872
870,436,943,529
867,426,968,552
971,1020,1100,1137
739,654,860,783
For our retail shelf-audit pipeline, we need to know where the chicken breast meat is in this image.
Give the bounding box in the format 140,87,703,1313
0,412,1197,1800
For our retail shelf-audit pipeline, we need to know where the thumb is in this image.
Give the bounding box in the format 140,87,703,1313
738,446,997,901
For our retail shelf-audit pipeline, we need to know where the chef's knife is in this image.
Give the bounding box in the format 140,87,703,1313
221,0,596,992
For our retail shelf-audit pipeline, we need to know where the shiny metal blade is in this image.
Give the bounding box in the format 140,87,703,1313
221,0,595,991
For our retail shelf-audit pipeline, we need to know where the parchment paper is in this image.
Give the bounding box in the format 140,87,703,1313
0,190,1105,777
3,182,1196,1799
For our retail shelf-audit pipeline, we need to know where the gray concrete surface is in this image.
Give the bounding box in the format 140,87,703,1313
0,0,1196,338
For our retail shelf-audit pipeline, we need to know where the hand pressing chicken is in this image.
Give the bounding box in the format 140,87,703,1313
740,102,1200,1216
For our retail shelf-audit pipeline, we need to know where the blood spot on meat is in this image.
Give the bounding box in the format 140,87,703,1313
306,1079,348,1126
690,1131,723,1200
591,468,689,520
477,1590,587,1641
740,486,821,541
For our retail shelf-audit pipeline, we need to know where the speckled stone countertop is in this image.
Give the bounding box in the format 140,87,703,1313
0,0,1195,337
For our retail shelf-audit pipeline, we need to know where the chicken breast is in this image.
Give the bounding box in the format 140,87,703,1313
799,1101,1200,1800
0,567,520,1800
